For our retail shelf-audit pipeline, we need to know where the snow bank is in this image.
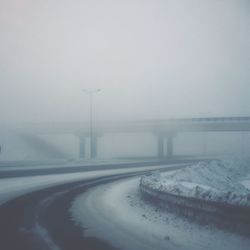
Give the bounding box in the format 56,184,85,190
140,158,250,207
71,177,250,250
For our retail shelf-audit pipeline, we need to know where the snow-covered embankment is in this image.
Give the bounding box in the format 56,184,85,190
140,158,250,233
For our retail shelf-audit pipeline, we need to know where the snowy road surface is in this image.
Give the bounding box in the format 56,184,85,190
0,162,186,205
0,158,197,178
1,159,249,250
71,176,250,250
0,162,186,250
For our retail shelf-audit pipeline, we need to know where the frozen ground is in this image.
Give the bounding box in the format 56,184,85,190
141,158,250,206
71,175,250,250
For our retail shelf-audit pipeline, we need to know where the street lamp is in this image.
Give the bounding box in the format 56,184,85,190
82,89,101,159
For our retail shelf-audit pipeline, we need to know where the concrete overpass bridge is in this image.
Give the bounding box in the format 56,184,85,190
5,116,250,158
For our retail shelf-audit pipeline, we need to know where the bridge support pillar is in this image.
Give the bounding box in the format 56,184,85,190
157,135,164,158
77,133,101,159
79,136,86,158
166,135,173,158
90,136,98,159
155,132,175,158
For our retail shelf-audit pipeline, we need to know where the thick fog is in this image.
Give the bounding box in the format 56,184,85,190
0,0,249,123
0,0,249,160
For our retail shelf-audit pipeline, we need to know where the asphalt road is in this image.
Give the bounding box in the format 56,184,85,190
0,162,189,250
0,173,136,250
0,158,200,178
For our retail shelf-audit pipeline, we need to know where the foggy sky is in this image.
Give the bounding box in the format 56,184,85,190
0,0,249,123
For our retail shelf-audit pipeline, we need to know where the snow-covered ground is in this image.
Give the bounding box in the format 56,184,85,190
141,158,250,206
71,175,250,250
0,163,185,205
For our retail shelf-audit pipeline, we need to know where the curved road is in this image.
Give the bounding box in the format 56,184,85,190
0,173,139,250
0,161,188,250
0,158,196,178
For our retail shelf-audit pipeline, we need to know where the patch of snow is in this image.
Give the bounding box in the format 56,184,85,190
71,176,250,250
241,174,250,190
32,222,60,250
141,158,250,206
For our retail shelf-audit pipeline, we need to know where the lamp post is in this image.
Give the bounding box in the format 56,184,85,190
82,89,101,159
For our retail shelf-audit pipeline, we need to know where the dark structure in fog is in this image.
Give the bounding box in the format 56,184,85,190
6,116,250,159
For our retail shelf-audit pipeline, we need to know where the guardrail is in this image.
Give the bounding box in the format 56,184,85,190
139,178,250,236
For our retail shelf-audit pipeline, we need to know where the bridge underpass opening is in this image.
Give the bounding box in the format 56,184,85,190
25,132,250,161
1,130,250,162
89,133,157,159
